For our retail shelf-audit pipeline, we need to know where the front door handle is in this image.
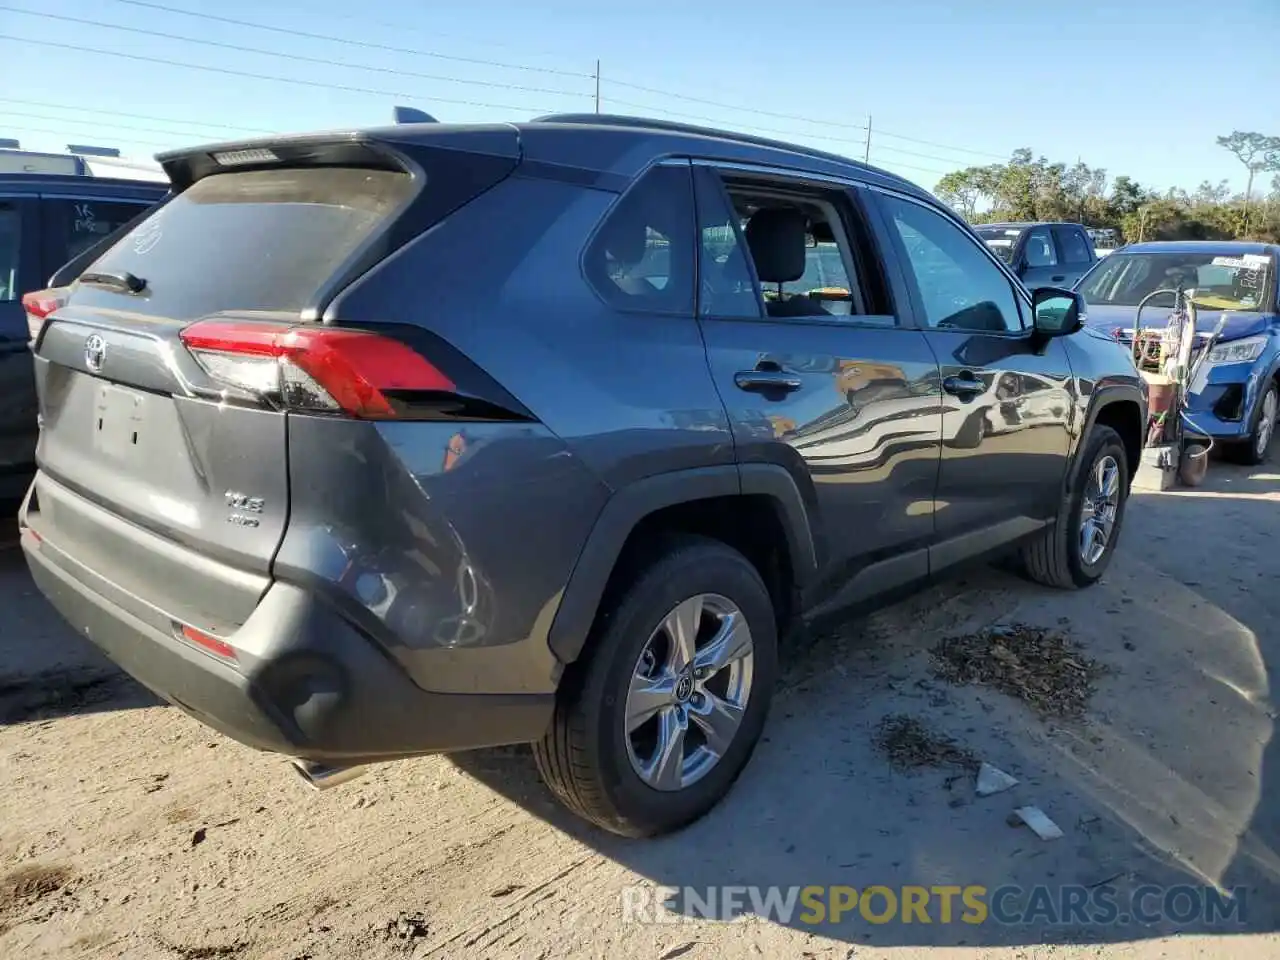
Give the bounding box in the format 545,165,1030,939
734,370,803,393
1051,275,1066,283
942,374,985,398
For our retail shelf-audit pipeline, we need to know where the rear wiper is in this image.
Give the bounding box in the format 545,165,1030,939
78,270,147,295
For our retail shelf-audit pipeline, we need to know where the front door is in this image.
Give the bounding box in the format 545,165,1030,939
692,166,943,603
872,193,1074,568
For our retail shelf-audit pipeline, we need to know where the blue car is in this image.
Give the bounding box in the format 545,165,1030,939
1075,241,1279,464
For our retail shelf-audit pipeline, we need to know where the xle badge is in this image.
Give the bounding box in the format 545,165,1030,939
225,490,264,528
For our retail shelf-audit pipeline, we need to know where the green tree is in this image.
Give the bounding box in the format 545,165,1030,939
1216,131,1280,234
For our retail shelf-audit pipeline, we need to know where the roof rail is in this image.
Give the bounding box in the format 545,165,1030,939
532,113,868,171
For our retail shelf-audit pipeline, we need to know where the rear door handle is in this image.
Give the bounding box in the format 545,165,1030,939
942,374,985,398
734,370,803,393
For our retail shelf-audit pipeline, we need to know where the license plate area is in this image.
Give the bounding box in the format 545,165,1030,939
92,383,147,459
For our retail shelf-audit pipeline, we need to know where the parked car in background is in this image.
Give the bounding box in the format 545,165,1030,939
21,115,1144,838
974,221,1098,290
1076,240,1280,463
0,156,168,500
1087,227,1119,258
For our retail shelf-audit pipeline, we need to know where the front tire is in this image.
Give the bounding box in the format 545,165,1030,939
1231,382,1278,466
534,537,777,837
1019,424,1130,589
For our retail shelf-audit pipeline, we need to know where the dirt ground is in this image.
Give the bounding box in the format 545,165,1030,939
1,455,1278,960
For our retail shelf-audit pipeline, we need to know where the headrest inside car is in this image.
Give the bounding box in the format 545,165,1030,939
745,207,808,283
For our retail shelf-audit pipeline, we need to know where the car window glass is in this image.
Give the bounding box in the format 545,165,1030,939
881,195,1023,333
1024,227,1058,267
719,181,888,323
47,198,154,267
585,165,695,316
692,168,760,318
0,203,18,302
1055,227,1091,265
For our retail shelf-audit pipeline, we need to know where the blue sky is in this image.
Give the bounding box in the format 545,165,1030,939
2,0,1278,194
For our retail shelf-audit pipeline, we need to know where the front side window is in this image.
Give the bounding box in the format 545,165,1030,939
1024,227,1058,267
881,195,1023,333
584,164,695,316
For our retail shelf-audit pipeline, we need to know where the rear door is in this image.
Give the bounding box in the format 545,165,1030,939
0,195,40,477
1051,224,1095,287
693,164,943,604
29,162,422,629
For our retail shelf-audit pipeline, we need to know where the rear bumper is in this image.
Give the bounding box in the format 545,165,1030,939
22,525,554,764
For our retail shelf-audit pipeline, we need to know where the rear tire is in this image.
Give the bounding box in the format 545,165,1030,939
534,536,777,837
1018,424,1130,589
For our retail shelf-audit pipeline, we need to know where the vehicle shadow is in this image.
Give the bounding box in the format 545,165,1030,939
453,460,1280,947
0,545,159,725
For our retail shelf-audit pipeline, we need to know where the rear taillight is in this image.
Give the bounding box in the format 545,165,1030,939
22,287,69,344
179,320,455,419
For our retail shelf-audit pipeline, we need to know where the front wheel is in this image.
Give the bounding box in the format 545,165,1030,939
533,537,777,837
1231,382,1278,466
1019,424,1130,589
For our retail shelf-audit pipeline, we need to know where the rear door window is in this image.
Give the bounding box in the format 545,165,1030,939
0,202,19,303
1053,226,1092,265
43,198,156,273
73,167,414,319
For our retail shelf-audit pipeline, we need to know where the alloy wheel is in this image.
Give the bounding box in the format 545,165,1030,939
1079,454,1121,566
1256,388,1277,460
623,594,754,792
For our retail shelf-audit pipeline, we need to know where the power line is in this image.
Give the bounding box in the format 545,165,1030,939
2,7,589,101
0,96,275,136
0,110,230,145
0,35,564,115
603,96,868,150
604,78,869,133
872,128,1007,160
110,0,595,79
0,121,175,151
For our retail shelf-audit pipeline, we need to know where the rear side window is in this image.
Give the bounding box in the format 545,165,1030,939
1054,226,1091,265
0,202,18,302
1024,227,1057,267
584,165,695,316
78,167,413,318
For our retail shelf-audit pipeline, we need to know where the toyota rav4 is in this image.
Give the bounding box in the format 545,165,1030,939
20,116,1145,838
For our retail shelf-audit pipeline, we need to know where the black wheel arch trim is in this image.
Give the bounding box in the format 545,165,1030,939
1067,382,1146,495
547,464,818,665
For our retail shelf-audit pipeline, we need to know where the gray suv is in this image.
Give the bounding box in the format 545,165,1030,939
19,116,1145,838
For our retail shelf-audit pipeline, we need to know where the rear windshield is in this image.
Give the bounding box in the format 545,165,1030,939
77,166,413,317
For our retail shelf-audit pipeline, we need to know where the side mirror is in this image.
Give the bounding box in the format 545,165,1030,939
1032,287,1085,337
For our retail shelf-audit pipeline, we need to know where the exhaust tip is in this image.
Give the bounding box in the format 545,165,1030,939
290,759,368,791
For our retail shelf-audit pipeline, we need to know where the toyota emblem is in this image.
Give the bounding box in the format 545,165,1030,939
84,334,106,373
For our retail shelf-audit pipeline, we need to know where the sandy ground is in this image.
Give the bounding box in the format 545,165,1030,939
1,456,1278,959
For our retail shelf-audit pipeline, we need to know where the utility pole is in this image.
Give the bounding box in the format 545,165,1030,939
594,60,601,114
864,114,871,163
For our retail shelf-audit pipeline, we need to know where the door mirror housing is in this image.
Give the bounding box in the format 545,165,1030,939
1031,287,1085,338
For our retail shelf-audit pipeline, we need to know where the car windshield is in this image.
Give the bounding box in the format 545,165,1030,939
974,226,1022,263
1078,251,1273,311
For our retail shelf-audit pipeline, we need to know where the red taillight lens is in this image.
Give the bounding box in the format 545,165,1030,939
22,287,69,344
179,320,454,419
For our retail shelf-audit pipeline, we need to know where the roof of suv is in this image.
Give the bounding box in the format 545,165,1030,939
157,114,937,204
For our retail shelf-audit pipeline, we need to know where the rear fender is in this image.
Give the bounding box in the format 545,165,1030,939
547,464,818,664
